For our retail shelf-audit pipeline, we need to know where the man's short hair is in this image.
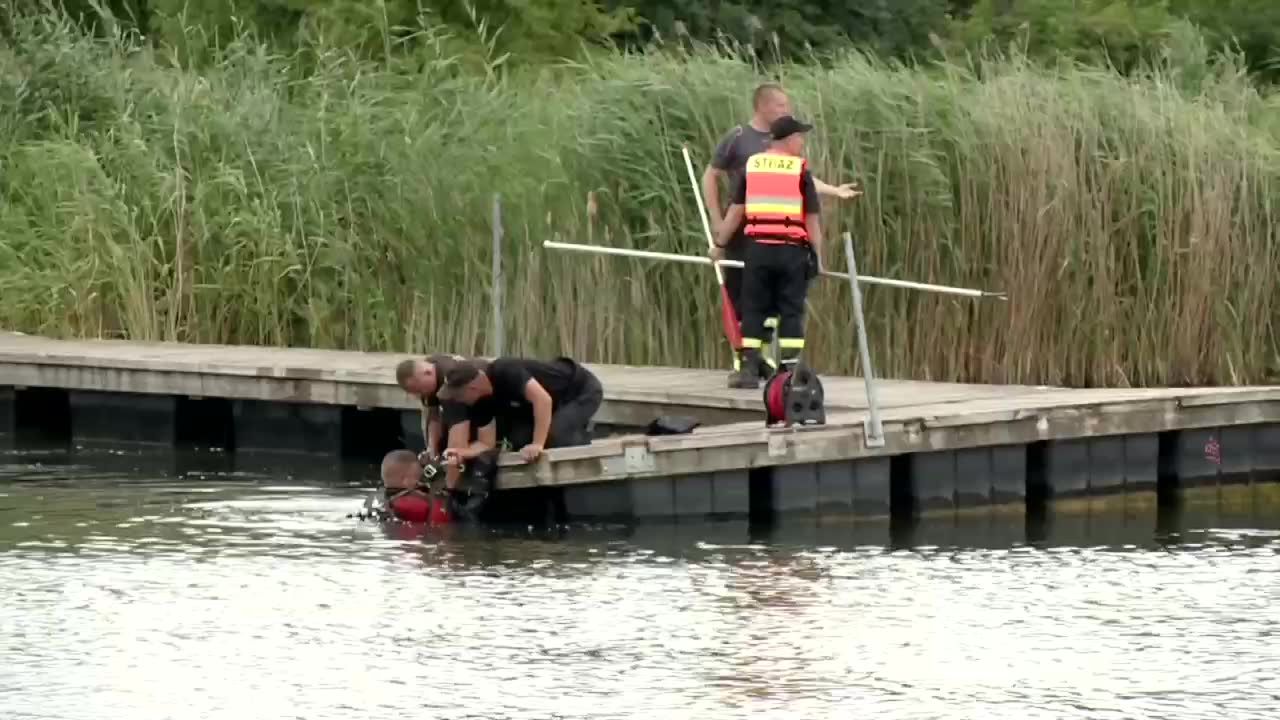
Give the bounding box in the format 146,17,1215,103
394,358,420,390
752,82,785,109
380,449,420,482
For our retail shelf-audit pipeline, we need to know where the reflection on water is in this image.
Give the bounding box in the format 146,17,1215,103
2,445,1279,720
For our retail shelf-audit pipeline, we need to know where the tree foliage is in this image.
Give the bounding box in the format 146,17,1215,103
9,0,1280,82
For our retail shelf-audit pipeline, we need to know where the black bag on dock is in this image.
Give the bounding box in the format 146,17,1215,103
645,415,701,436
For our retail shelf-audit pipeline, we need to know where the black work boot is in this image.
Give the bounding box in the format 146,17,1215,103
726,351,745,389
729,349,764,389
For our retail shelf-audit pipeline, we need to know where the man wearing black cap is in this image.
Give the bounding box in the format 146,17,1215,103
438,356,603,463
710,114,824,389
701,83,859,387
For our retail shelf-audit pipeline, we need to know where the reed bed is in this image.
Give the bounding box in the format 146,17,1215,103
2,14,1277,387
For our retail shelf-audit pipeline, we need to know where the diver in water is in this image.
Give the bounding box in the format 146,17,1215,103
368,448,498,525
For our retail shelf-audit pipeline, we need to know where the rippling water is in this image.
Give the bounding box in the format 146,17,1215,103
2,446,1279,719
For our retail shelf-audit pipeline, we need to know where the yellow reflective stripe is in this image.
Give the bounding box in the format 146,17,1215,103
747,195,802,205
741,337,763,349
779,338,805,349
745,202,803,215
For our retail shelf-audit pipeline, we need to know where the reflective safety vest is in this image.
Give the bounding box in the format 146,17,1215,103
743,152,809,242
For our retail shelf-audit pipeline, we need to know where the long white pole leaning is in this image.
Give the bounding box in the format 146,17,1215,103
680,145,724,283
492,193,504,356
843,231,885,448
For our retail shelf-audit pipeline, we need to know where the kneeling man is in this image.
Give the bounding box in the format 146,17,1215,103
438,356,603,462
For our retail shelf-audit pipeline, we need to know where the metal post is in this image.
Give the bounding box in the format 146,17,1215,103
491,193,504,357
843,231,884,448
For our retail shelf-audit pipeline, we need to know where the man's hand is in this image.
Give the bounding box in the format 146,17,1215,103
417,450,437,465
709,244,725,263
831,183,861,200
442,448,464,467
816,178,862,200
519,443,544,463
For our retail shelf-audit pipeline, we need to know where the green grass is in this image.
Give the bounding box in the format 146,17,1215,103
2,13,1277,387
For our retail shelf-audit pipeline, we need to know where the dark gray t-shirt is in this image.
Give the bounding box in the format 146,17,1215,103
711,124,773,195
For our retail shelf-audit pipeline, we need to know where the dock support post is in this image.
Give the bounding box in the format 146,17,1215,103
492,193,505,357
842,231,884,448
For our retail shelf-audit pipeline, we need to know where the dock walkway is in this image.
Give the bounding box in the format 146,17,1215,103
2,332,1278,521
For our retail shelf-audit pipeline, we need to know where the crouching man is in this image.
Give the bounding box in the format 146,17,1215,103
394,353,467,462
437,356,603,463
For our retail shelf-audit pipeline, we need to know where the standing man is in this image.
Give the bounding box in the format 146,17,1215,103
701,82,859,388
710,115,824,388
437,356,603,463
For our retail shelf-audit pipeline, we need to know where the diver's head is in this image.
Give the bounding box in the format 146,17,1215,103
380,449,423,490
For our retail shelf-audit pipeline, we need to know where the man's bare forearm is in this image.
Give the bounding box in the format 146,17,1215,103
425,412,442,457
716,205,744,248
806,215,823,258
458,439,493,460
443,421,471,489
701,166,724,226
531,396,552,449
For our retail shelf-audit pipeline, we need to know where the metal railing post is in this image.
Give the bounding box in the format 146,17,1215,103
842,231,885,448
492,194,504,357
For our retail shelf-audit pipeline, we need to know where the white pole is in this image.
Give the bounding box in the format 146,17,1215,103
541,240,1006,300
844,231,884,448
680,145,725,285
492,194,504,356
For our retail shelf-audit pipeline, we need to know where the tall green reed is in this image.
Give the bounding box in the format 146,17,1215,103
1,13,1276,387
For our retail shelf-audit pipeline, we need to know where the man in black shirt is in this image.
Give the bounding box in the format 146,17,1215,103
438,356,603,462
394,353,466,460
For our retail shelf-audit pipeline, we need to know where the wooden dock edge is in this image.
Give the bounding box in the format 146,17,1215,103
3,333,1279,525
503,393,1280,487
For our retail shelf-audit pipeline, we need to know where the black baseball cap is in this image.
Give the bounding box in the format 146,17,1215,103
769,115,814,140
438,360,485,401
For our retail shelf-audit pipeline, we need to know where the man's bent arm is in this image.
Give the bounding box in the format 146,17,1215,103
716,205,745,249
523,380,554,450
458,422,497,460
425,407,442,457
443,421,470,489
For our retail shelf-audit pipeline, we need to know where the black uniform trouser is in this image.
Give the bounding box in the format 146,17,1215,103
499,368,604,449
722,228,749,319
722,228,776,368
740,241,811,365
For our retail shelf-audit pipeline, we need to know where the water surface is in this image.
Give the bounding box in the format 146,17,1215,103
2,446,1279,719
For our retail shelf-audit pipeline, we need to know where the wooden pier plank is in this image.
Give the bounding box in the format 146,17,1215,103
0,332,1054,416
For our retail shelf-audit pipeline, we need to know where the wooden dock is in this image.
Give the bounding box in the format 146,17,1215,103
2,332,1278,522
